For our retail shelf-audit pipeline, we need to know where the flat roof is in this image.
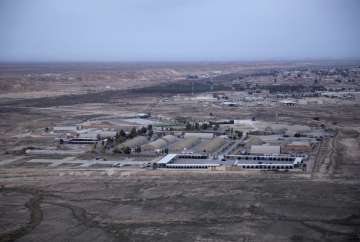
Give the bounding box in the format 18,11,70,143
294,157,303,164
234,160,295,165
157,154,177,164
236,163,295,167
250,145,281,155
225,154,296,160
166,163,220,167
53,126,77,131
288,141,311,145
174,159,235,166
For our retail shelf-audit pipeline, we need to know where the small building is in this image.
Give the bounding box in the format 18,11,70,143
279,99,297,106
223,101,238,107
136,113,151,118
250,145,281,155
53,126,78,132
97,131,117,138
304,130,333,139
62,138,98,144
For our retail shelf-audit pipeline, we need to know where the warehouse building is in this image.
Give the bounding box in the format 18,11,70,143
157,153,304,170
236,163,296,170
157,153,215,169
279,99,297,106
184,132,214,139
53,126,79,132
142,135,178,152
198,136,226,154
157,153,177,168
170,137,201,152
166,163,219,169
224,154,304,170
225,154,301,163
250,145,281,155
61,137,98,144
116,136,148,151
284,141,312,153
142,138,167,151
162,135,178,143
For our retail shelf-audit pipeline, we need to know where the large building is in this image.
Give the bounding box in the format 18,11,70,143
170,137,201,152
116,136,148,151
142,135,178,152
225,154,304,170
157,153,304,170
250,145,281,155
184,132,214,139
284,141,312,153
198,137,226,154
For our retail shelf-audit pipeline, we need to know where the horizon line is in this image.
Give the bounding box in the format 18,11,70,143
1,58,360,65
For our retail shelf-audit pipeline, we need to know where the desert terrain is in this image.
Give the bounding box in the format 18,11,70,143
1,61,360,242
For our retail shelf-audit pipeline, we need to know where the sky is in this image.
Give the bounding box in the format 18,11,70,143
0,0,359,62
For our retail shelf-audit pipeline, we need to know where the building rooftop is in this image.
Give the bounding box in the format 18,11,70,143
157,154,177,164
250,145,281,155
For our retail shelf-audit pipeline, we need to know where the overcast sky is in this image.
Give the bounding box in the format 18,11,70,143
0,0,359,62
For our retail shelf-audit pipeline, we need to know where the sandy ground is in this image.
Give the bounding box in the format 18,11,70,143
0,170,359,242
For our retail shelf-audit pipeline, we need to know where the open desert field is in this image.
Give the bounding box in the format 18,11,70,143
1,170,359,242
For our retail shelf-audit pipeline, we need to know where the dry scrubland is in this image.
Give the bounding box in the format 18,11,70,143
1,170,360,242
1,62,360,241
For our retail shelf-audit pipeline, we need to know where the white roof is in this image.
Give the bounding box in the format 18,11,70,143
157,154,177,164
280,99,297,104
53,126,77,131
289,141,310,145
223,101,237,105
184,133,214,139
294,157,303,164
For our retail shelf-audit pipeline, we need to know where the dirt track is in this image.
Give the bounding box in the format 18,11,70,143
312,128,360,179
